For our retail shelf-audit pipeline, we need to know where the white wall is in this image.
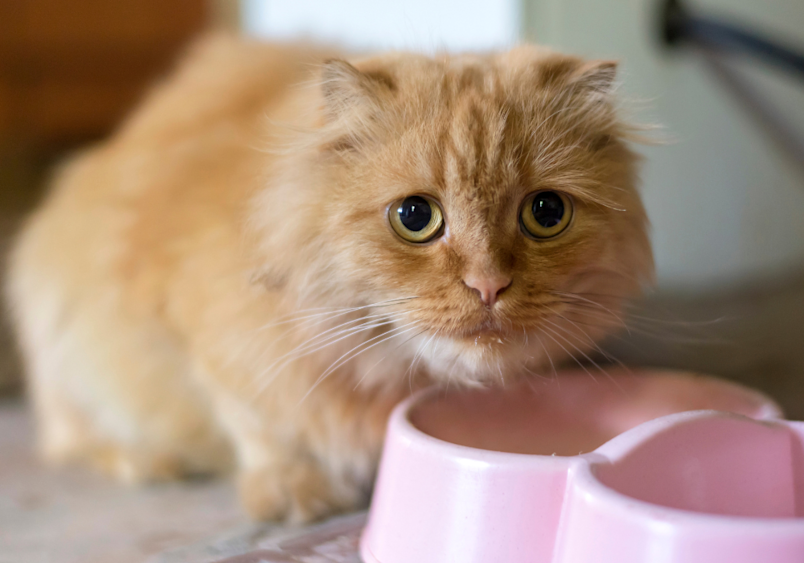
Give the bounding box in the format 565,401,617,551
242,0,804,291
241,0,521,52
524,0,804,290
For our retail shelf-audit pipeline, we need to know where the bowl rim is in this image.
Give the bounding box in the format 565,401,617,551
397,369,782,463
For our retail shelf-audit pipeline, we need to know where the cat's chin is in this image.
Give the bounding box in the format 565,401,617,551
419,330,533,386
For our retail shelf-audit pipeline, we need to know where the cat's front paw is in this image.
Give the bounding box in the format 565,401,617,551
238,461,362,523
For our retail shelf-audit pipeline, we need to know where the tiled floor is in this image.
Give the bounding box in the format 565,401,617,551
0,400,248,563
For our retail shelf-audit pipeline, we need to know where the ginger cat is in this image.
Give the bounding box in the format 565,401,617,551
7,36,653,522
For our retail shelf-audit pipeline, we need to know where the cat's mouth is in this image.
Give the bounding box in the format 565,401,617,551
409,307,519,350
455,320,509,345
465,330,507,346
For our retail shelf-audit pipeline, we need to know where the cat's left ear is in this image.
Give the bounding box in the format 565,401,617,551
570,60,618,99
320,59,394,121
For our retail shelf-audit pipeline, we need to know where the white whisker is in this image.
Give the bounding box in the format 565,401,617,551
534,331,558,380
251,312,413,397
535,327,598,384
255,296,418,332
542,315,632,380
298,322,422,405
539,323,620,388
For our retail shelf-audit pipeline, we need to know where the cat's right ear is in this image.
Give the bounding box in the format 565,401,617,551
320,59,394,121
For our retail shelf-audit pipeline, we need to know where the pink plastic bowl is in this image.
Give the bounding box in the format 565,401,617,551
360,369,804,563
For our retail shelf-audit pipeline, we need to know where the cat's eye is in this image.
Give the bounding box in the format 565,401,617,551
389,195,444,243
520,191,573,239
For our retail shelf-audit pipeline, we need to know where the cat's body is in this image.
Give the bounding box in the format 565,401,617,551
7,36,653,522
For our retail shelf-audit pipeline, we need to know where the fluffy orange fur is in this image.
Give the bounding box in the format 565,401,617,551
6,35,653,522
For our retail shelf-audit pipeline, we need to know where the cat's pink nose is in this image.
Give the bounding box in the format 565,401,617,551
463,274,512,307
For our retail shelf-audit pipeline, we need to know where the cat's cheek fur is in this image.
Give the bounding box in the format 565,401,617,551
6,36,653,522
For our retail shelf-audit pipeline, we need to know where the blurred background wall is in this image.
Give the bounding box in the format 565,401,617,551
1,0,803,411
525,0,804,291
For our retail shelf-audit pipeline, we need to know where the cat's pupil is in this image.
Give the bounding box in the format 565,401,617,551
532,192,565,228
398,196,432,231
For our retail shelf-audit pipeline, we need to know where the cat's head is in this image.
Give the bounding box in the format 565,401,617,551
258,46,653,385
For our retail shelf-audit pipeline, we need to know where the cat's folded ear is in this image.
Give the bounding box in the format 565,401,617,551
536,55,618,101
320,59,395,121
570,60,618,99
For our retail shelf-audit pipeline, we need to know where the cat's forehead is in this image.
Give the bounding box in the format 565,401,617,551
439,95,518,203
390,47,576,106
354,48,621,210
400,64,556,204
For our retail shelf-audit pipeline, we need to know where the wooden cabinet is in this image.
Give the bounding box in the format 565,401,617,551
0,0,210,147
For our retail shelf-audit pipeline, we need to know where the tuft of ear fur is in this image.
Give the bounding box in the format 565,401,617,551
320,59,395,121
535,56,618,102
571,60,618,98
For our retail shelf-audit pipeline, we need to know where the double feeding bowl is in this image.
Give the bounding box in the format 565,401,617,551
360,369,804,563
